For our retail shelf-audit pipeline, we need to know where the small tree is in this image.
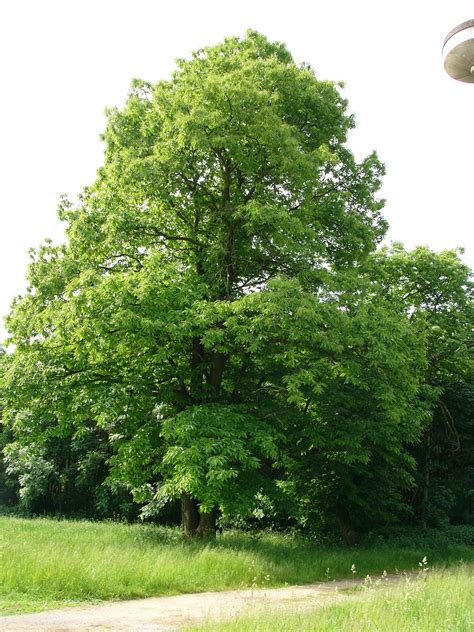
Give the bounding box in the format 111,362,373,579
370,245,474,527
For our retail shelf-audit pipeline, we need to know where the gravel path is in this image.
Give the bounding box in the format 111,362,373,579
0,575,405,631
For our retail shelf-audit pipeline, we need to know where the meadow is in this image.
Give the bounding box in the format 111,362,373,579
1,516,473,616
185,565,474,631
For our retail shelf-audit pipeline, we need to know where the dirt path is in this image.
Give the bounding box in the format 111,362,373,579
1,574,408,631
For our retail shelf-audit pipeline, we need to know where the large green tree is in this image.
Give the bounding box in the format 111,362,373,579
3,32,402,536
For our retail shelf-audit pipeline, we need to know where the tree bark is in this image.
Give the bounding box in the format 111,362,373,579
190,337,205,400
208,351,227,392
181,492,200,537
197,508,218,538
335,504,358,546
181,494,219,538
419,430,431,529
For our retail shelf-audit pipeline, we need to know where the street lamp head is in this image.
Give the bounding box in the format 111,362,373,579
443,20,474,82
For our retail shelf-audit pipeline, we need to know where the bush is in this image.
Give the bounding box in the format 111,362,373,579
362,525,474,549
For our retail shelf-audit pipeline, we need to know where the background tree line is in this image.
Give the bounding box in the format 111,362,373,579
1,32,472,540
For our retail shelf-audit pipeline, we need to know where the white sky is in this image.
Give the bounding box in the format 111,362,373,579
1,1,473,340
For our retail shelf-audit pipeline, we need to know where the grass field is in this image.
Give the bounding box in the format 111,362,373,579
185,566,474,631
1,516,473,616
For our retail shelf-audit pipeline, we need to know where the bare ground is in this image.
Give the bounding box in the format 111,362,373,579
0,574,411,631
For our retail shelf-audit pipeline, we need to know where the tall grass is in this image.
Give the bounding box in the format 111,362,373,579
185,566,474,631
1,516,473,615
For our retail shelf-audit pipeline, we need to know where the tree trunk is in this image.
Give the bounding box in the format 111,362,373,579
419,430,431,529
208,351,227,393
181,492,200,537
181,494,219,538
335,504,358,546
190,337,205,400
197,508,218,538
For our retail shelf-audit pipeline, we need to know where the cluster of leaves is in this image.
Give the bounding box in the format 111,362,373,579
0,412,136,519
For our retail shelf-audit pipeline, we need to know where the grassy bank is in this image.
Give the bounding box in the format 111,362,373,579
186,566,474,631
1,516,473,615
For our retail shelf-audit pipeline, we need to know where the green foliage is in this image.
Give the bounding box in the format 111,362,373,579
362,525,474,549
368,245,474,527
276,246,473,536
1,31,390,524
1,421,136,519
271,273,429,535
370,244,473,387
1,32,471,536
159,404,280,513
3,442,55,510
0,422,19,508
413,381,474,526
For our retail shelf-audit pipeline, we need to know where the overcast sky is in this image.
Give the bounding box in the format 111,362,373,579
1,0,473,340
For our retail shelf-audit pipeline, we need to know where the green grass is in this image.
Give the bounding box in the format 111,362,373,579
1,516,473,616
185,566,474,631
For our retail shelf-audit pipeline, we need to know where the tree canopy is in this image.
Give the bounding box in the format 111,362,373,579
2,31,471,538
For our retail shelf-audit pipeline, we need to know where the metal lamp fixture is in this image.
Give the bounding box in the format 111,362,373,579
443,19,474,82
